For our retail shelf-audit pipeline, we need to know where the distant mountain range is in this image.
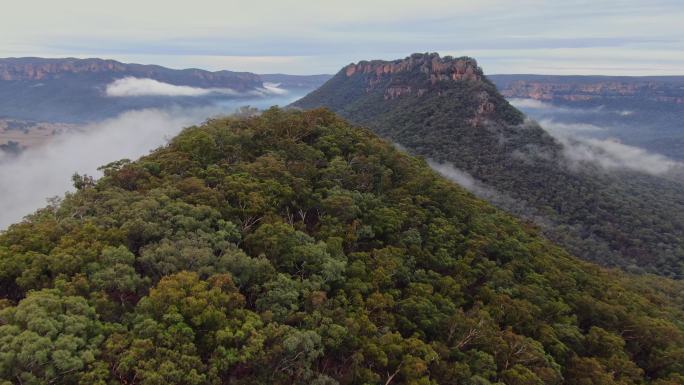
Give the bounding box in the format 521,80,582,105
294,52,684,278
0,57,331,123
490,74,684,105
0,57,262,88
490,74,684,160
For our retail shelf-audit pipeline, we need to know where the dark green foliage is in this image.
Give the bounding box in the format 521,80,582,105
1,108,683,384
294,53,684,278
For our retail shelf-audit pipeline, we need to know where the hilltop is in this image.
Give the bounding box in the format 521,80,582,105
1,108,683,384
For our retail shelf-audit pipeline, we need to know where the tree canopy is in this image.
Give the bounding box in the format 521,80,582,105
1,108,683,384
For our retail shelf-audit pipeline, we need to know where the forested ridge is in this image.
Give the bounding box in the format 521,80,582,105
1,108,683,384
293,53,684,278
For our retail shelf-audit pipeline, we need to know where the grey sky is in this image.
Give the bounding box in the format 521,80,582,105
2,0,683,75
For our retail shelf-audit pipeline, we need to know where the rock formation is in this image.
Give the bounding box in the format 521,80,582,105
343,53,483,100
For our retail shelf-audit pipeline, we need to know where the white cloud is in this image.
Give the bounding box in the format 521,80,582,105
508,98,555,110
508,99,600,115
104,77,291,98
105,77,238,97
511,100,636,119
538,119,682,175
538,119,606,133
0,77,313,230
0,103,261,229
0,108,201,229
561,137,681,175
260,82,288,95
427,160,506,201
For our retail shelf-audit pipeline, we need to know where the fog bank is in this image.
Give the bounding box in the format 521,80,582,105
0,102,266,229
539,119,682,175
105,77,289,97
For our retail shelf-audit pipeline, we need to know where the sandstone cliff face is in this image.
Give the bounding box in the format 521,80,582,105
344,53,483,100
0,59,127,80
498,79,684,105
294,52,519,128
0,58,263,90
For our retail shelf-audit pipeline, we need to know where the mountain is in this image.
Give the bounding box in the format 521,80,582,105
0,57,268,123
1,108,683,385
0,57,262,88
489,74,684,160
294,53,684,278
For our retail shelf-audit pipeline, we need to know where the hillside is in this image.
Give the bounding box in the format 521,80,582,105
294,53,684,278
489,74,684,160
1,108,684,384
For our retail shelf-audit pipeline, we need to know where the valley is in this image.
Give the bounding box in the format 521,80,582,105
490,74,684,160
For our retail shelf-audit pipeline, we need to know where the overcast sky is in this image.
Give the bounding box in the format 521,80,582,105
2,0,683,75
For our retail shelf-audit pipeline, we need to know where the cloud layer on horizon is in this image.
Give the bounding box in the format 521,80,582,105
1,0,683,75
105,77,289,98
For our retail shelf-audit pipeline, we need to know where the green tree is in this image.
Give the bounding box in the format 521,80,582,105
0,289,105,385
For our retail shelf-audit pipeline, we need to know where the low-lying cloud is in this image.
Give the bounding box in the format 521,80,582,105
509,98,557,110
509,98,635,117
261,82,288,95
427,159,552,226
537,119,682,175
0,105,241,230
560,136,681,175
428,161,488,195
537,119,606,133
106,77,236,97
427,160,519,206
106,77,290,98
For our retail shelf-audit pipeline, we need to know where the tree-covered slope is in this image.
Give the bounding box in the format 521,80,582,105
1,108,684,384
293,53,684,278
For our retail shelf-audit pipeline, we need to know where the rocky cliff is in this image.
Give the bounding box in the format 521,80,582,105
0,57,263,90
489,74,684,105
343,53,484,100
294,53,517,127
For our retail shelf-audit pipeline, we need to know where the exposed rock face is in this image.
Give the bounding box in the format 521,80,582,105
471,91,496,125
294,52,513,128
492,76,684,105
0,59,127,80
0,58,263,91
343,53,483,100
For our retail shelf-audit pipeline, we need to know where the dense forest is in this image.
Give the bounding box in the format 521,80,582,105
294,53,684,278
1,108,684,384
